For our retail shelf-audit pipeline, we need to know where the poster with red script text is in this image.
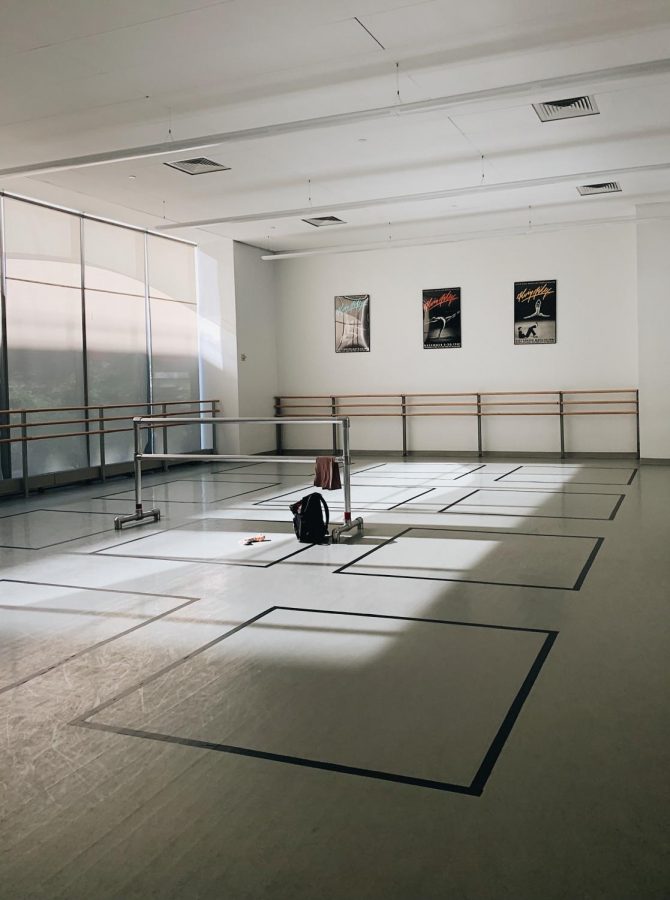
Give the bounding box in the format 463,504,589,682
514,280,556,344
423,288,461,348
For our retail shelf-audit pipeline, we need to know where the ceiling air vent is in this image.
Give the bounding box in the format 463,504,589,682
577,182,622,196
302,215,346,227
164,157,231,175
533,96,599,122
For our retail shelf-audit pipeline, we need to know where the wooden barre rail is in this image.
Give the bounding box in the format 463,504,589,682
273,389,640,459
279,399,636,409
279,389,637,399
0,406,213,432
0,398,217,416
0,419,215,444
273,410,638,417
0,398,220,498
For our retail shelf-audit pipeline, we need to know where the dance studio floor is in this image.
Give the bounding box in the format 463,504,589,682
0,456,668,899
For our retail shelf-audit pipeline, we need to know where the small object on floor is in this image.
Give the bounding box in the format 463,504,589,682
240,534,270,546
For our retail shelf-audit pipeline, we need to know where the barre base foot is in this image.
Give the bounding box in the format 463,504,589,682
331,517,364,544
114,507,161,531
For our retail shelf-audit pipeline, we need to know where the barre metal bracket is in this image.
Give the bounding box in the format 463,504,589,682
331,516,364,543
114,506,161,531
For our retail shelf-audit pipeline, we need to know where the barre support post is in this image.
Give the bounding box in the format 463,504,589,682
113,417,161,530
331,415,364,543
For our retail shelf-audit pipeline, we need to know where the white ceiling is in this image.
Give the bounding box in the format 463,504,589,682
1,0,670,252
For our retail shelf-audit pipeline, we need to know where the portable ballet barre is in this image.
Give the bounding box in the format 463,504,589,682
113,415,364,543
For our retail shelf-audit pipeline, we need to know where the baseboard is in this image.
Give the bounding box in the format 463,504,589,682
640,457,670,465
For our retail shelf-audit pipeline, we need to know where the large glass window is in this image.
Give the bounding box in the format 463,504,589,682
4,198,81,287
0,196,201,482
84,220,148,465
148,235,200,454
3,200,87,477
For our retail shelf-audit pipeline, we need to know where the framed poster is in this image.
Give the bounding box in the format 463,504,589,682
335,294,370,353
514,280,556,345
423,287,461,348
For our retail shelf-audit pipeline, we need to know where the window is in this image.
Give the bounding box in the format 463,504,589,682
0,196,201,482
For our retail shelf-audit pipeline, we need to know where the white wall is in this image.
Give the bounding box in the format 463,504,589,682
196,238,279,456
275,224,638,455
637,208,670,461
233,242,279,454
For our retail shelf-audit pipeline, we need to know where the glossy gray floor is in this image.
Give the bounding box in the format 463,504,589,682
0,458,668,900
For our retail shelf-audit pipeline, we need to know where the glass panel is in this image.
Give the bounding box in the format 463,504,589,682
150,297,201,453
86,291,148,465
5,280,87,476
83,221,149,465
148,235,200,453
84,219,145,296
147,234,196,302
4,198,80,287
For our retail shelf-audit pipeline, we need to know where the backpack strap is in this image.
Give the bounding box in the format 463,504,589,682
317,494,329,529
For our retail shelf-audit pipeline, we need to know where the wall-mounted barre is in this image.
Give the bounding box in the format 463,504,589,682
114,415,364,543
273,389,640,458
0,398,219,499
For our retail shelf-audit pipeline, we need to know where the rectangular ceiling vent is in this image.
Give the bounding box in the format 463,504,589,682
533,96,599,122
164,157,231,175
302,215,346,227
577,181,621,196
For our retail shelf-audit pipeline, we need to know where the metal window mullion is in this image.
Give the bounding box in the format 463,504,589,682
194,245,206,453
80,217,91,467
144,233,154,453
0,197,11,479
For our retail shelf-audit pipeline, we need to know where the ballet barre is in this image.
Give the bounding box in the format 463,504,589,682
113,415,364,543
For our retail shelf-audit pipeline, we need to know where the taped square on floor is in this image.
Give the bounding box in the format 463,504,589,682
98,519,313,567
74,606,557,796
0,580,198,694
336,527,603,590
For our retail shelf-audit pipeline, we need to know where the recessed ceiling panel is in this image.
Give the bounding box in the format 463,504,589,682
0,0,233,54
360,0,670,52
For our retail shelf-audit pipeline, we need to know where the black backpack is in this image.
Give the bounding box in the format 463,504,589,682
290,493,329,543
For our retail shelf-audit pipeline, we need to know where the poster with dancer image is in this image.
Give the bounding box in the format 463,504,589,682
423,287,461,348
514,280,557,345
335,294,370,352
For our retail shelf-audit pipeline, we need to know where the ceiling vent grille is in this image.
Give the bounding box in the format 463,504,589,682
533,96,599,122
577,181,622,196
164,157,231,175
302,215,346,227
